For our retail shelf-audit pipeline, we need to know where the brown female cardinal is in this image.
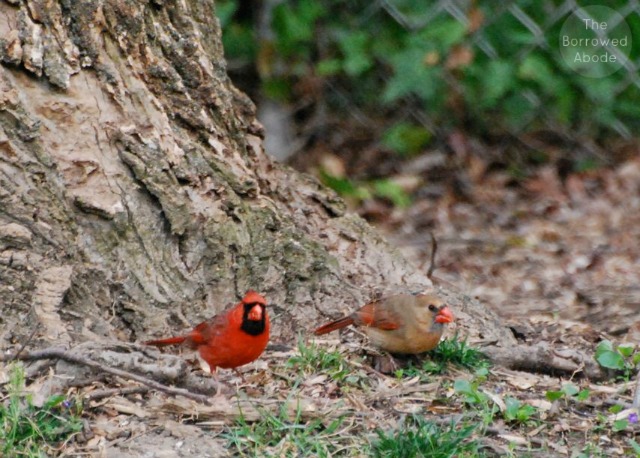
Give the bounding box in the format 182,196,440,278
313,292,454,354
145,290,270,392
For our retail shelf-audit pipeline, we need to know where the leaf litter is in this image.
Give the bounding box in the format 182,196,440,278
5,153,640,456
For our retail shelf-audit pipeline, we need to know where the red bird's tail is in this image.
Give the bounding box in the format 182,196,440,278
313,316,355,335
145,336,186,347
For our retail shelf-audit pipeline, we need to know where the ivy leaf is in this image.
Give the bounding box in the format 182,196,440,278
596,350,626,370
561,383,579,397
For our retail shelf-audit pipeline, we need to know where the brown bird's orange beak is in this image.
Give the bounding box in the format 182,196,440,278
435,306,454,324
248,304,264,321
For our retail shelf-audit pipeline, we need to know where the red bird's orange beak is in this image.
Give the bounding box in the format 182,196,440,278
248,304,264,321
435,306,454,324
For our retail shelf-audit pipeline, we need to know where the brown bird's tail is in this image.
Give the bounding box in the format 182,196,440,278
145,336,186,347
313,316,355,335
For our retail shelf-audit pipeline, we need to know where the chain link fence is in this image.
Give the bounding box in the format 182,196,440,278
221,0,640,161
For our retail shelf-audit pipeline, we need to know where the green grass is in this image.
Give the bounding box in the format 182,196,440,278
223,401,354,457
372,415,482,458
286,338,364,386
431,336,490,370
395,336,489,379
1,364,82,457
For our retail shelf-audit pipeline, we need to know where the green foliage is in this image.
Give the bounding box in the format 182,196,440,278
218,0,640,143
272,0,326,58
545,382,589,402
503,397,537,424
453,379,489,406
319,170,411,209
382,122,432,157
372,180,411,208
1,364,82,457
372,415,481,458
595,340,640,380
224,401,350,457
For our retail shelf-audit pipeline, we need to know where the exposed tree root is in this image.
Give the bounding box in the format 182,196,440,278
482,342,607,380
0,345,212,405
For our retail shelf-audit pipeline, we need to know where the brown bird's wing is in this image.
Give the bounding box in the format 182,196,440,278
314,298,405,335
352,300,403,330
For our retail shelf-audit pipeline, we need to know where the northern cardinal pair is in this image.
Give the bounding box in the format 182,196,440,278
145,290,454,389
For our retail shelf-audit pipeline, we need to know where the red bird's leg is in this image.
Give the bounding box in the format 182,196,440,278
232,368,247,383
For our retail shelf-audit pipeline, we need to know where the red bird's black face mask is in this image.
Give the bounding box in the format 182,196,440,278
241,302,267,336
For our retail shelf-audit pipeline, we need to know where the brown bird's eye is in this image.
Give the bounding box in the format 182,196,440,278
428,304,437,312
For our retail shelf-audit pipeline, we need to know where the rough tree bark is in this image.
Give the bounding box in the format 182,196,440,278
2,0,606,416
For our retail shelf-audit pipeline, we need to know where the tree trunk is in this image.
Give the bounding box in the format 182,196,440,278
0,0,512,361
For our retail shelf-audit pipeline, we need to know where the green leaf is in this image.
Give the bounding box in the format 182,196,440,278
597,350,626,370
596,340,615,358
576,389,590,402
613,419,628,432
545,390,564,401
480,60,514,108
561,383,579,397
338,31,373,76
216,0,239,27
475,367,489,378
373,179,412,208
617,343,635,358
420,19,466,50
382,47,440,103
453,379,473,396
272,0,325,56
382,122,432,156
262,78,292,102
518,404,537,421
518,54,557,88
320,171,370,201
504,397,521,420
43,394,66,409
316,59,342,76
609,404,624,414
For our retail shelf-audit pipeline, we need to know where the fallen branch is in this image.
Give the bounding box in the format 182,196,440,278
0,347,212,405
482,342,606,380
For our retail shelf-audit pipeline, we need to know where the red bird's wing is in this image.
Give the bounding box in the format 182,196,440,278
188,314,229,346
353,301,402,331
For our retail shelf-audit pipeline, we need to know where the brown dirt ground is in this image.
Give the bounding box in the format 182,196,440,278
4,152,640,457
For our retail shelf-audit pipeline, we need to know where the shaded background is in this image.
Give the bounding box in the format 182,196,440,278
218,0,640,340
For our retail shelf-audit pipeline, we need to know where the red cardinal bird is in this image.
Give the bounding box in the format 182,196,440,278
313,292,453,354
145,290,269,393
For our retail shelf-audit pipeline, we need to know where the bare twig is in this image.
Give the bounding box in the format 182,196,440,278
427,232,437,280
10,323,40,363
84,386,150,402
0,348,212,405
